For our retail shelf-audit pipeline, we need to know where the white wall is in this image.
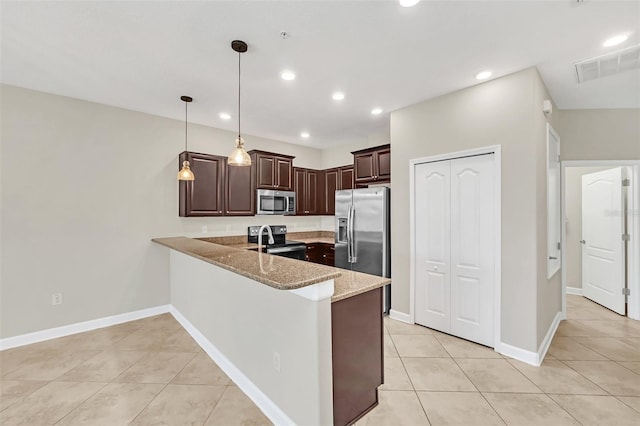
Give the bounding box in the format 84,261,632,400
0,84,325,338
564,167,612,291
391,68,548,352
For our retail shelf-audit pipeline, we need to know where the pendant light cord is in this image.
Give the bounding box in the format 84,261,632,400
238,50,241,139
184,100,188,151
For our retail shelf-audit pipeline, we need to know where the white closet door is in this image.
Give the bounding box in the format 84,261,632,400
582,167,625,315
449,155,494,346
414,160,451,332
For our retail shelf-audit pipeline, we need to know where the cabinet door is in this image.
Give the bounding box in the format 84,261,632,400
307,170,319,215
276,157,293,190
354,152,375,183
294,168,307,215
339,166,354,190
324,169,339,215
224,162,254,216
256,154,275,189
376,148,391,180
179,152,225,217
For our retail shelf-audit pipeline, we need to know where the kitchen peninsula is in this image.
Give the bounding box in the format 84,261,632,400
152,236,390,426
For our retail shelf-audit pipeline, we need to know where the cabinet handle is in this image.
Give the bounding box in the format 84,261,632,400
322,254,327,258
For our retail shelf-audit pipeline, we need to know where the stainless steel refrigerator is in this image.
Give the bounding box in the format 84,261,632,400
335,187,391,313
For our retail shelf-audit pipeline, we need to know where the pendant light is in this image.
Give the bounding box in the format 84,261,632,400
228,40,252,167
177,95,195,181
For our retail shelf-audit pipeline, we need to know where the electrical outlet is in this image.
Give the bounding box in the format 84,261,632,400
51,293,63,306
273,351,281,373
202,225,208,233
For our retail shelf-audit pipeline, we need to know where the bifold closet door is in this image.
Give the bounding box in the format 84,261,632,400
414,154,494,347
414,160,451,332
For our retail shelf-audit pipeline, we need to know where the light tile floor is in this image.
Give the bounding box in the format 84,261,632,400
0,295,638,425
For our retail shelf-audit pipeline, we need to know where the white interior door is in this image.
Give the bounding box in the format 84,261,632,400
414,160,451,332
414,154,494,346
450,155,494,346
582,167,625,315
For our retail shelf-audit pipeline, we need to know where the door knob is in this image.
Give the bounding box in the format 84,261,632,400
433,266,438,271
549,256,557,260
579,240,586,244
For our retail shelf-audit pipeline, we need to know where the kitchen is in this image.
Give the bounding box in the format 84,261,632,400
2,1,640,425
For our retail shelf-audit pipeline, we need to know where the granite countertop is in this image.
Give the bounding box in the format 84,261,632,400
152,235,389,302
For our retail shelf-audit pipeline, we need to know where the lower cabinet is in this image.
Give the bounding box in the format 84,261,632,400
332,287,383,425
305,243,335,266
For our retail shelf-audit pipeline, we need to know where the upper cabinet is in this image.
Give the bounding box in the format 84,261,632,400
294,167,323,215
352,144,390,184
249,150,294,190
179,151,225,217
339,165,354,190
224,162,254,216
179,151,254,217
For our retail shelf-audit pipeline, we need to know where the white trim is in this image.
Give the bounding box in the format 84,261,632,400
546,123,561,279
409,145,502,349
498,310,562,367
560,160,640,321
495,342,539,366
389,309,412,324
0,305,171,351
537,311,563,365
566,287,583,296
169,306,295,426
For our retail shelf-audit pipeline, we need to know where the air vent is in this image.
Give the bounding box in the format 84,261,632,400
575,44,640,83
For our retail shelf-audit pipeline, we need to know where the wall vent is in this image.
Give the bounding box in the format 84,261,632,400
575,44,640,83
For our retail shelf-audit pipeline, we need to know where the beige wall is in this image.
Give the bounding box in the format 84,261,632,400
557,109,640,160
391,68,552,352
0,84,325,338
534,71,563,347
565,167,613,290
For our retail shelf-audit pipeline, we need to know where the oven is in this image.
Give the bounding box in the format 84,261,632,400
265,244,306,260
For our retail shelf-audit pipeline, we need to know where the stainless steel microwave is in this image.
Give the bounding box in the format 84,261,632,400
256,189,296,215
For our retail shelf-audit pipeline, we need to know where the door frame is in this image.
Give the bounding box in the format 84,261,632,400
560,160,640,320
409,145,502,348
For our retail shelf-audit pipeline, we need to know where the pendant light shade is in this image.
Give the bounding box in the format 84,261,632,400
178,95,195,180
228,40,252,167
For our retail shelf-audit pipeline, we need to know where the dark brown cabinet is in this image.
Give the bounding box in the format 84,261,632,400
352,144,391,184
340,165,354,190
224,162,254,216
294,167,323,215
179,151,225,217
321,165,354,215
305,243,335,266
332,287,383,426
249,150,294,190
179,151,254,217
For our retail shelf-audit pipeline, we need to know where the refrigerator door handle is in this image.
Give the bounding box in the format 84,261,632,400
350,204,357,263
346,203,352,263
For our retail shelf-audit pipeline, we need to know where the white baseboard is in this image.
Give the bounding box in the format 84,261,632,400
566,287,583,296
496,311,563,367
537,311,562,365
389,309,412,324
0,305,171,351
169,306,295,426
495,342,539,366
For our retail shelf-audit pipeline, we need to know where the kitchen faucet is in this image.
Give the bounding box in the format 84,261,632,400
257,225,275,251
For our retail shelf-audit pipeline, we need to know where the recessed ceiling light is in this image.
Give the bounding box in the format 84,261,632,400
332,92,345,101
219,112,231,120
281,70,296,81
371,108,383,115
475,70,493,80
399,0,420,7
300,132,310,138
603,34,629,47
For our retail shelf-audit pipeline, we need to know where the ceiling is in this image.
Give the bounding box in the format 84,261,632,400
2,1,639,149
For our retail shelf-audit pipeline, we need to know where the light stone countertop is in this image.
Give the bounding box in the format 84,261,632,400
152,236,389,302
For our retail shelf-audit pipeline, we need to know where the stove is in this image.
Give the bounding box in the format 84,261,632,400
247,225,306,260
